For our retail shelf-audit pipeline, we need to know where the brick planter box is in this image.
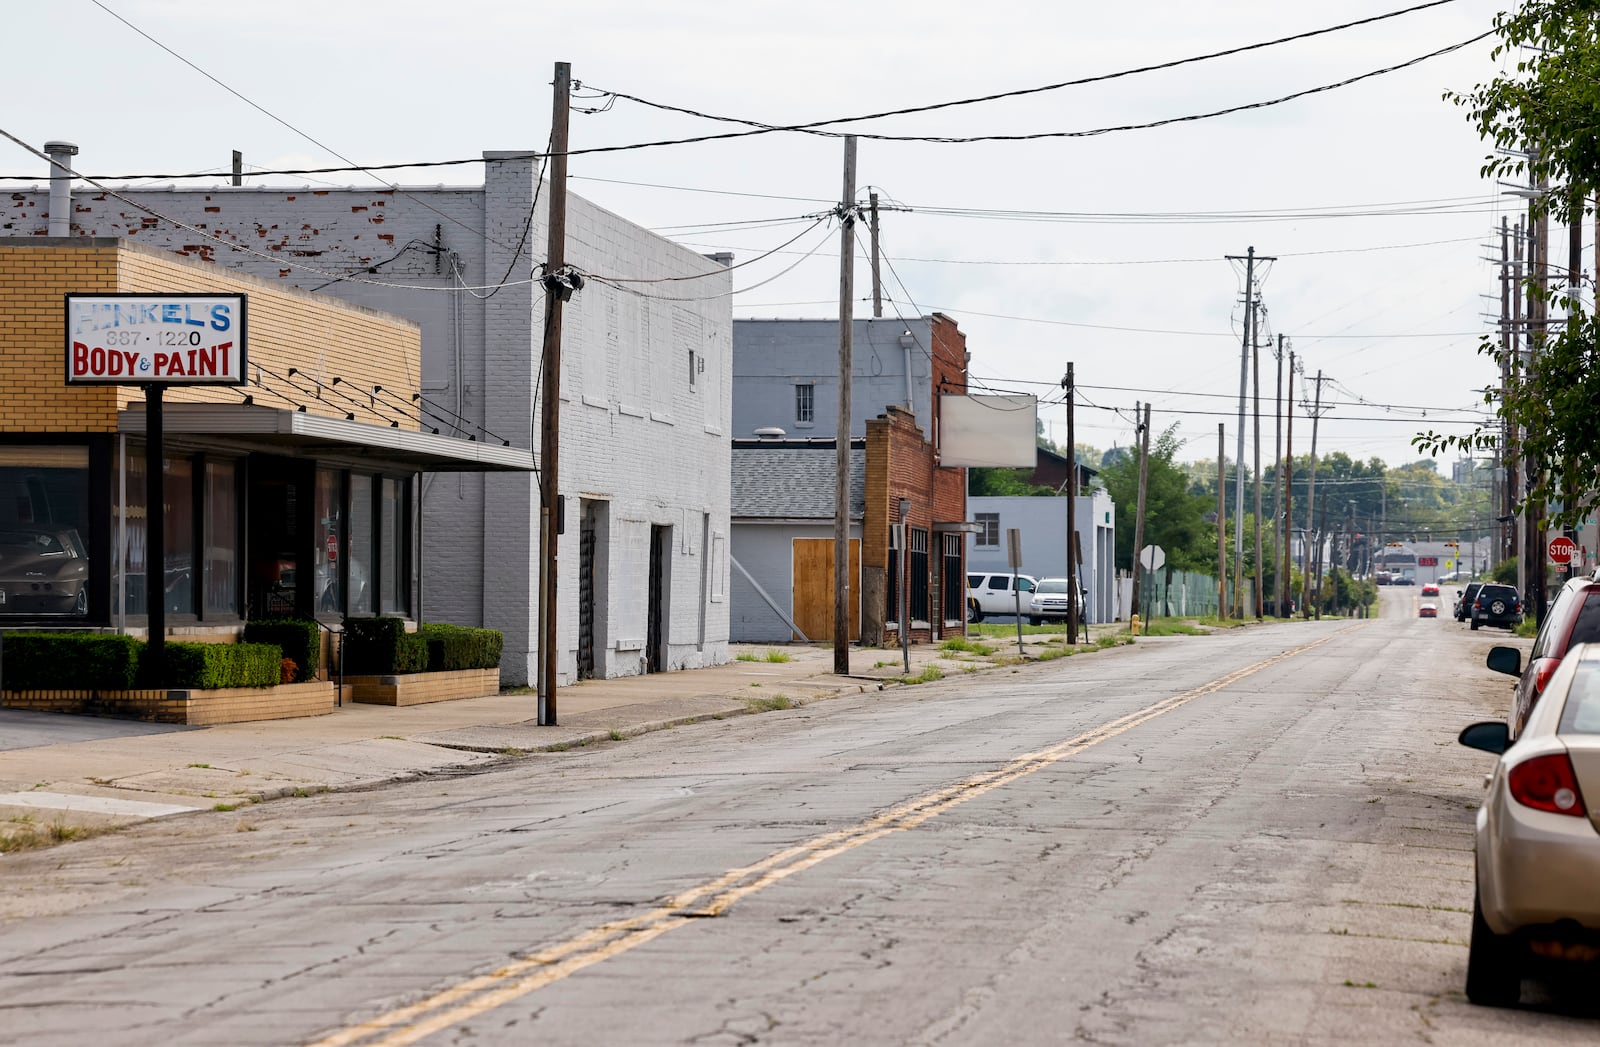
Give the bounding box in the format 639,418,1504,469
346,668,500,707
2,681,338,725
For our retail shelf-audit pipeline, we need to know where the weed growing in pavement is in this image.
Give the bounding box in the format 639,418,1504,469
0,819,103,852
1035,646,1074,662
873,659,896,669
608,729,625,742
501,746,531,756
749,682,762,687
1139,619,1206,637
212,803,239,812
900,666,945,685
745,694,794,712
187,763,211,769
762,649,792,663
1343,980,1379,989
939,636,991,655
1096,635,1131,649
1514,617,1538,638
735,651,758,662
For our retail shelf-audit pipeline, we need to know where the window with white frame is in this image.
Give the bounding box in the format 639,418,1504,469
795,383,814,424
974,512,1000,547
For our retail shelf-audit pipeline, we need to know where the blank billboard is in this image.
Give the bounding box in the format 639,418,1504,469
939,394,1038,467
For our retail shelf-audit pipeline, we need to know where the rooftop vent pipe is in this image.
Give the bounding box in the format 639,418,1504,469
44,141,78,238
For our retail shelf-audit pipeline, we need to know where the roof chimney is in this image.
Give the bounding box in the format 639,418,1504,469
44,141,78,238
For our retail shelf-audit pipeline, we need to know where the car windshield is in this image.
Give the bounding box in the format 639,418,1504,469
1035,580,1071,594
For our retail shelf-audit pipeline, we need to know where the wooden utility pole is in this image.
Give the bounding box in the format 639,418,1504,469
536,61,571,726
834,136,858,676
1526,174,1550,626
869,191,882,318
1301,369,1326,619
1130,401,1151,627
1252,324,1263,618
1217,424,1227,617
1281,351,1294,617
1274,333,1285,604
1498,216,1512,568
1065,363,1079,644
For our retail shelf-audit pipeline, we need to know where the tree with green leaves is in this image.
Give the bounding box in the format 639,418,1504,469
1421,0,1600,527
1099,426,1216,573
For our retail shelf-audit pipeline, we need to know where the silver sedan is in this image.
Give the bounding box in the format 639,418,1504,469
1458,642,1600,1006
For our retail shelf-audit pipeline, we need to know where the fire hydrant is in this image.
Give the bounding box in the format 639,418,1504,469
1130,613,1142,636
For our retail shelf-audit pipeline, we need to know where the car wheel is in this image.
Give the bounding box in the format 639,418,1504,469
967,599,982,624
73,588,88,615
1465,886,1520,1006
1471,616,1480,631
1028,617,1043,627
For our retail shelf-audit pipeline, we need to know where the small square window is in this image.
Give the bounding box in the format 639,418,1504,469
974,512,999,547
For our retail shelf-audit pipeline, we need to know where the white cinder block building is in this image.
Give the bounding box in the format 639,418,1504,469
4,146,733,684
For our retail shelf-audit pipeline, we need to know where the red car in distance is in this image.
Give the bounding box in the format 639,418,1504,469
1422,583,1441,598
1419,603,1438,618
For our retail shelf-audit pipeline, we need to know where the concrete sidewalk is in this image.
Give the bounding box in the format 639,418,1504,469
0,631,1114,844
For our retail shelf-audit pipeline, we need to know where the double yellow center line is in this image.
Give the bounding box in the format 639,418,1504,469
311,630,1343,1046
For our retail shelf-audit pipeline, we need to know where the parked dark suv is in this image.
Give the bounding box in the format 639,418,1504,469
1470,583,1523,631
1454,582,1483,622
1487,572,1600,738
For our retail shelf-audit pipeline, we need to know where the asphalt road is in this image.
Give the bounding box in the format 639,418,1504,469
1,590,1594,1045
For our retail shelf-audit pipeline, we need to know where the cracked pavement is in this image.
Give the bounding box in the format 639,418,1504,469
1,591,1596,1044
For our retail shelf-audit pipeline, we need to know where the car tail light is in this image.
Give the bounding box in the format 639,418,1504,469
1508,753,1588,817
1532,657,1561,695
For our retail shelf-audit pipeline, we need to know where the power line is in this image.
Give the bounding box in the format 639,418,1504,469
87,0,510,252
580,0,1467,144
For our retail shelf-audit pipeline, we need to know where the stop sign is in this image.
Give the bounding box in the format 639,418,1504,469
1549,535,1578,564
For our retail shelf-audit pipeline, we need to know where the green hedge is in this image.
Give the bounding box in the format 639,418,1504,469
0,634,283,691
1,632,143,690
342,616,428,675
155,641,283,689
242,618,321,682
417,623,504,671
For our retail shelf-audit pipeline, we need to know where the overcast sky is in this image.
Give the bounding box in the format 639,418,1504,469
6,0,1528,475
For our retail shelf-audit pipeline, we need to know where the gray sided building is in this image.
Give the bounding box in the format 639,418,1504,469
6,146,733,684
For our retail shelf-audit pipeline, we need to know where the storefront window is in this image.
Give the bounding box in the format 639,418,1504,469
204,459,238,616
163,456,195,615
0,446,91,618
315,469,343,615
117,449,147,617
348,475,374,615
379,477,408,615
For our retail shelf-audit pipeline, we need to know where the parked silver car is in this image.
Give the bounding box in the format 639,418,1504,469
1458,642,1600,1006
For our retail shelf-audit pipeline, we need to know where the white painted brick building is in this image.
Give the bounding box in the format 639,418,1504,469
4,149,732,684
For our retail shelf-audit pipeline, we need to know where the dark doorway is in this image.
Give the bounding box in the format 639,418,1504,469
578,504,597,680
246,455,311,619
647,524,670,673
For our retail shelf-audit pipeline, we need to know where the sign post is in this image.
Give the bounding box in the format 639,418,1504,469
66,294,247,677
1007,528,1024,654
1139,545,1165,624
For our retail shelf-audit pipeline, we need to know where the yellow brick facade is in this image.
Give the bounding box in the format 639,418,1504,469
0,239,422,433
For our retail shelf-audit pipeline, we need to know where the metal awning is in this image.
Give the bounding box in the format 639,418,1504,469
934,520,983,533
119,403,536,473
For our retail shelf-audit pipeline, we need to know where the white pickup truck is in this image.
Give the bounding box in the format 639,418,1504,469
966,572,1037,623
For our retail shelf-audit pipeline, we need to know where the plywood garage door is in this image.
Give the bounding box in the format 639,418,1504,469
792,538,860,642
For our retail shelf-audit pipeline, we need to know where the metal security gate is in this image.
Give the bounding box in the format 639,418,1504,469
577,508,597,680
